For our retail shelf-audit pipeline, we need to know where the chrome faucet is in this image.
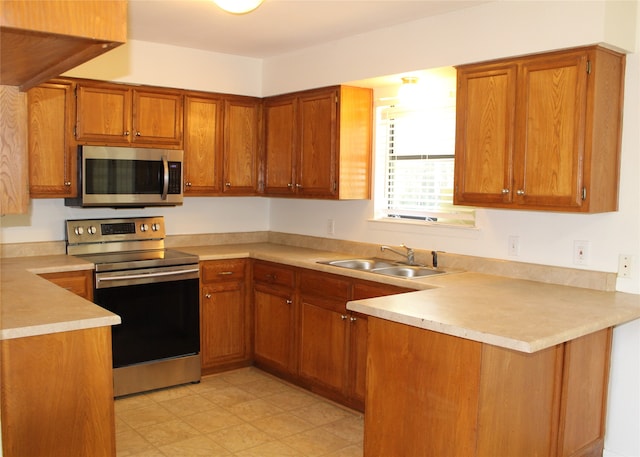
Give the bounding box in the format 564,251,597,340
380,244,415,265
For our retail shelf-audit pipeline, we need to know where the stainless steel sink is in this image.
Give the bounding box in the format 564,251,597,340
318,258,445,279
322,258,398,270
371,265,444,278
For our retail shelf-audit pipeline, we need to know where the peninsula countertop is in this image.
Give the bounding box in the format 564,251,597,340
2,243,639,353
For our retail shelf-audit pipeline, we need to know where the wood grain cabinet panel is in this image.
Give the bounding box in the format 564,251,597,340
263,85,372,199
1,327,116,457
27,79,76,197
252,261,297,377
76,81,183,148
222,96,261,195
200,259,251,374
183,94,223,194
454,45,624,212
364,317,613,457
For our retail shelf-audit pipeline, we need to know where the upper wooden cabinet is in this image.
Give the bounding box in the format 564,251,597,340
264,85,373,199
1,0,126,91
75,81,184,148
27,80,76,197
454,45,625,213
183,93,224,195
222,96,261,195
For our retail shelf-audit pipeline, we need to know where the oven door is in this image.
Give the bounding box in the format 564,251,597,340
93,265,199,368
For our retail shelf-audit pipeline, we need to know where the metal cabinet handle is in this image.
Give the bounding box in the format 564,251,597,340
217,271,233,276
185,182,192,187
123,131,130,136
225,182,232,187
286,299,293,305
501,188,510,194
64,181,71,186
205,293,211,299
135,131,141,137
341,314,348,320
516,189,525,195
295,184,303,189
287,183,293,188
350,316,357,322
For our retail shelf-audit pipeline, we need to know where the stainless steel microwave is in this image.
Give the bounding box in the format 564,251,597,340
65,145,184,207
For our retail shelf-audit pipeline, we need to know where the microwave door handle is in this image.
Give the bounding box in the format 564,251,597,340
161,155,169,200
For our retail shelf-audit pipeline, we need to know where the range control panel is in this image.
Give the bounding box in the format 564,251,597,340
66,216,166,246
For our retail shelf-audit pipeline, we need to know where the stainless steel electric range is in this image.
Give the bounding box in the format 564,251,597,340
66,216,200,397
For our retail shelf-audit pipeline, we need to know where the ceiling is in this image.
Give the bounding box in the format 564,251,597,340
128,0,486,59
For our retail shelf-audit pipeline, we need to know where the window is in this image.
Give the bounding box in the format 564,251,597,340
374,69,475,227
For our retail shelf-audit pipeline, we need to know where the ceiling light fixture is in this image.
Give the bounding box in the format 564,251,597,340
213,0,264,14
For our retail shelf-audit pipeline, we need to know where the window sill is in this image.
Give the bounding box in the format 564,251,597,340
367,217,479,234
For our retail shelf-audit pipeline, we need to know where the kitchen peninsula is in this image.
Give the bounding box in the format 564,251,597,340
2,241,639,457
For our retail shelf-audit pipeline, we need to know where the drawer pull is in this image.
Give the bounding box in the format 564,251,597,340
218,271,234,275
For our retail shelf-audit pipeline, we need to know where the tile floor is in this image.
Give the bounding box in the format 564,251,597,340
115,367,364,456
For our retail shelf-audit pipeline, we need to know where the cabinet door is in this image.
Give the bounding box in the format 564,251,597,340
515,52,588,208
350,280,414,406
132,89,183,147
201,281,247,369
298,295,348,394
454,63,517,205
253,284,295,374
297,88,337,197
222,97,260,195
28,80,76,197
76,83,131,144
264,95,296,195
183,95,223,194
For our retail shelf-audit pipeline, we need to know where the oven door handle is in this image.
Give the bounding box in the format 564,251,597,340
161,155,169,200
97,268,199,285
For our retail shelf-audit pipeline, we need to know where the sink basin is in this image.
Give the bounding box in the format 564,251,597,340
321,258,398,270
318,258,446,279
372,265,444,278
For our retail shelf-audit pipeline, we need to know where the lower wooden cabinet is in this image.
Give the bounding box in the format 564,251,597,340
200,259,251,374
252,261,297,378
39,269,93,301
1,327,116,457
364,317,612,457
251,260,414,411
298,270,352,400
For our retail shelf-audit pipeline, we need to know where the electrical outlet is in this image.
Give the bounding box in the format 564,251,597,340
327,219,335,236
618,254,632,278
573,240,590,265
508,236,520,256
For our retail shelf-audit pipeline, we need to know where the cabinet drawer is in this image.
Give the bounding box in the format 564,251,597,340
253,261,295,288
299,269,351,300
201,259,246,283
40,270,93,300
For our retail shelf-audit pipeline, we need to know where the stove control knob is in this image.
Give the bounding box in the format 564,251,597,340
87,226,97,235
151,223,161,232
74,226,84,236
140,223,149,232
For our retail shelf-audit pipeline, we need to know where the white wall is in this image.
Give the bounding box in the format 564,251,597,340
0,1,638,455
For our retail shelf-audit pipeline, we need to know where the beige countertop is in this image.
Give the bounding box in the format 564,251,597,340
3,243,639,353
1,255,120,340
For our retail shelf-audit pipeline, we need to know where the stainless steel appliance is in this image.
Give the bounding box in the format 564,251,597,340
66,216,200,397
65,145,184,208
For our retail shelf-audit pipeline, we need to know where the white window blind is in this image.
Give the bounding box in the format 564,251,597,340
377,103,475,227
